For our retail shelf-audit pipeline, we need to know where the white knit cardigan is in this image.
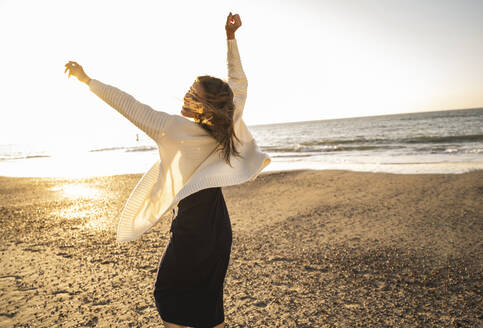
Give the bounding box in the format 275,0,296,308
88,39,271,242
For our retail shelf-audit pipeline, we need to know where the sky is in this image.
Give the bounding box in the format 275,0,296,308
1,0,482,148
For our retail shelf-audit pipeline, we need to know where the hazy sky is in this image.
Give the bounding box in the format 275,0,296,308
1,0,482,147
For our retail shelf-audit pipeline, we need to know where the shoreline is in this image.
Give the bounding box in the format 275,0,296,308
1,161,483,180
1,169,482,327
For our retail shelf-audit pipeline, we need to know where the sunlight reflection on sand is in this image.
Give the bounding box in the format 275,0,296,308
49,184,111,231
58,207,91,220
50,184,101,199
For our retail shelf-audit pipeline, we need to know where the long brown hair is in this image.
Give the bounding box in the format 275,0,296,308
183,75,240,165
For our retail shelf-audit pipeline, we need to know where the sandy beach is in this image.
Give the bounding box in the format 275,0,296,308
0,169,482,327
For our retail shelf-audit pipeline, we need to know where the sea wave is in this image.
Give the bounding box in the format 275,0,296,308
271,154,313,158
295,134,483,147
299,138,379,146
89,146,125,152
0,155,51,161
440,147,483,154
260,145,386,153
125,146,157,152
404,134,483,144
89,145,157,153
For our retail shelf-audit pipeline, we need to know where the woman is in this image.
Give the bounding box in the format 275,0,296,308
65,12,270,328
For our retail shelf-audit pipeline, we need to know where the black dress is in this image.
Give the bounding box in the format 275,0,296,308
153,187,232,327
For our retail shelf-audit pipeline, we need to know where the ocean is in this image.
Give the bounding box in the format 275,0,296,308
1,108,482,177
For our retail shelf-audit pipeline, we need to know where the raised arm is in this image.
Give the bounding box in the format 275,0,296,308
225,13,248,122
64,61,170,143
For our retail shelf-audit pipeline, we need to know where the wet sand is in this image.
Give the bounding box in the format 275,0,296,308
0,170,482,327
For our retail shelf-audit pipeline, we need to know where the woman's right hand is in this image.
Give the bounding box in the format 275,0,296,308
64,61,91,84
225,12,242,40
